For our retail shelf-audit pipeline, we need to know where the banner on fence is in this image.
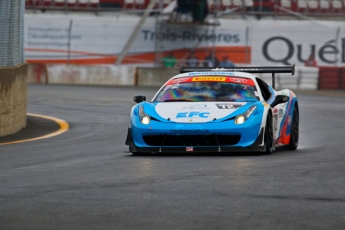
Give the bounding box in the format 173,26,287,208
24,14,345,66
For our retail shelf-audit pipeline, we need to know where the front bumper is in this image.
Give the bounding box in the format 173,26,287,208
125,127,265,153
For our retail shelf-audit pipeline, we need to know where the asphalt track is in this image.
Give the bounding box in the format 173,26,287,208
1,84,345,230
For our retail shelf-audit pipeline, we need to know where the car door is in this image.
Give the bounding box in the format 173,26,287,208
255,77,281,141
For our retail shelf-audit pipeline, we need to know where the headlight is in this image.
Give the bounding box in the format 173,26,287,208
139,106,151,125
235,106,257,124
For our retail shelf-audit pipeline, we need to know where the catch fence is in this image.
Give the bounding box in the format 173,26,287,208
0,0,25,66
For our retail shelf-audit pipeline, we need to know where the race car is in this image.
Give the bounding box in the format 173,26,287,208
125,65,299,155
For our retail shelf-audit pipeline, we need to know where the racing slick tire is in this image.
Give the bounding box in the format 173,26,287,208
287,106,299,150
265,113,274,154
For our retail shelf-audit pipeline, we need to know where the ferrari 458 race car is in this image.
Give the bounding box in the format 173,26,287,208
125,65,299,155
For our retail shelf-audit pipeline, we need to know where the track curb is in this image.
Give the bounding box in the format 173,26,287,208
0,113,69,146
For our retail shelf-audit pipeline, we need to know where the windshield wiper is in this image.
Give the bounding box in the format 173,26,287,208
163,99,192,102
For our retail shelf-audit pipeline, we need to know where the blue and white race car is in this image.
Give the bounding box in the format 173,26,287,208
125,66,299,155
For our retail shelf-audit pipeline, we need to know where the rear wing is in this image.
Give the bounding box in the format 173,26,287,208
180,64,295,89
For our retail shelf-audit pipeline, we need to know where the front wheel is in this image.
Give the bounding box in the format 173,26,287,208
265,114,274,154
287,106,299,150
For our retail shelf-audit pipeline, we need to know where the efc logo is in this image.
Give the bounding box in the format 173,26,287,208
176,112,210,118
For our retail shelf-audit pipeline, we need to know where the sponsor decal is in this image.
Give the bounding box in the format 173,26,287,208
192,77,226,82
166,76,255,86
176,112,210,118
182,104,209,110
171,78,189,83
216,103,242,109
141,29,241,44
236,99,256,102
175,124,204,129
288,115,292,125
279,109,284,117
262,36,345,65
273,108,278,113
186,147,194,152
230,78,247,83
245,99,257,102
273,114,278,132
263,102,269,107
170,129,209,133
188,72,235,76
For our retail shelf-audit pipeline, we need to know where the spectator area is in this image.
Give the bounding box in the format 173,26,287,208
25,0,345,15
25,0,173,10
213,0,345,15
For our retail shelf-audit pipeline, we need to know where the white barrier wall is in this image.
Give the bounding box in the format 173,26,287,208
137,67,179,87
136,66,319,90
34,64,319,90
257,66,319,90
46,65,136,86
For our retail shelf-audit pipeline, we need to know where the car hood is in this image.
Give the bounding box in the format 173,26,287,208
154,102,246,123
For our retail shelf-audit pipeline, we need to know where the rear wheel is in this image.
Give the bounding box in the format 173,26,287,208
265,114,274,154
287,106,299,150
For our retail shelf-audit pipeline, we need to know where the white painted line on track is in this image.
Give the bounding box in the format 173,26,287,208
0,113,69,146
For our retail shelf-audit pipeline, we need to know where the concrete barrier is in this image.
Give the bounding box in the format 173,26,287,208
28,64,319,90
46,65,136,86
0,64,27,137
254,66,319,90
137,67,180,87
136,66,319,90
297,67,319,90
27,64,47,84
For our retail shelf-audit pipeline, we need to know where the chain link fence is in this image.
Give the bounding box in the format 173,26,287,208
0,0,25,67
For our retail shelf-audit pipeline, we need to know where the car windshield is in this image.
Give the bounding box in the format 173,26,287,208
153,76,259,102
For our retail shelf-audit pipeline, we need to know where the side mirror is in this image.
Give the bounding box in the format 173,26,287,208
270,95,289,108
133,95,146,103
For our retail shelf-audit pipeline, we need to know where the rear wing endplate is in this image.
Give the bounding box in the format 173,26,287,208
180,64,295,89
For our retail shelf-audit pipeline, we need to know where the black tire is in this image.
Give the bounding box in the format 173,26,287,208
287,106,299,150
265,113,274,154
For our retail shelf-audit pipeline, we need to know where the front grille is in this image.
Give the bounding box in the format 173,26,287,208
143,135,241,146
